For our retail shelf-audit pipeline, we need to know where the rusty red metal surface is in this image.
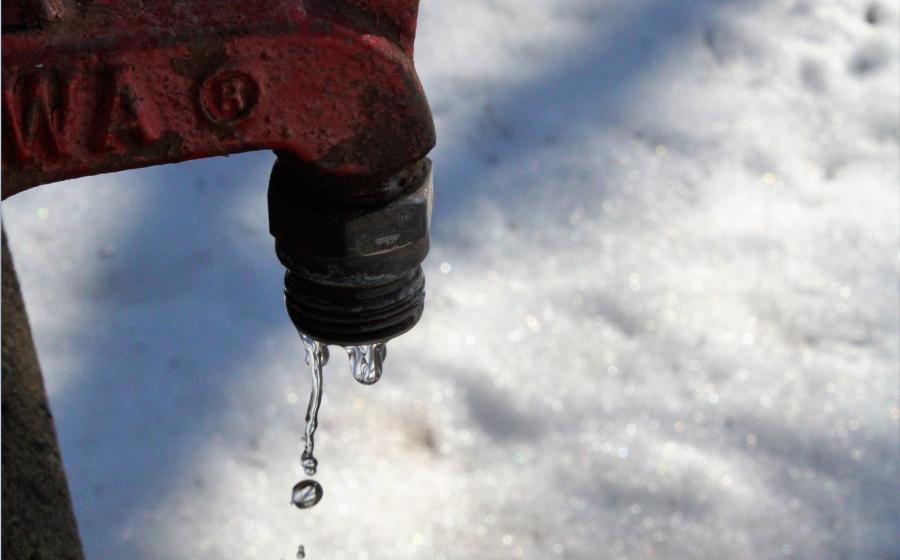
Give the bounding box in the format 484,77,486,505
1,0,435,198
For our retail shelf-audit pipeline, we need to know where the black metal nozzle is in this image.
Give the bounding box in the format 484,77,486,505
268,157,432,346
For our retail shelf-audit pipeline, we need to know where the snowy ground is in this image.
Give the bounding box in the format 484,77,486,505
3,1,899,559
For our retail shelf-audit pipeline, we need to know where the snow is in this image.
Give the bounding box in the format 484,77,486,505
3,1,898,558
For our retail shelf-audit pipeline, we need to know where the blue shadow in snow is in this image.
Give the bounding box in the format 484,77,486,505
38,151,288,557
427,0,742,240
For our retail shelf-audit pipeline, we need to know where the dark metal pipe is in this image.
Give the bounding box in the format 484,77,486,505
268,157,432,345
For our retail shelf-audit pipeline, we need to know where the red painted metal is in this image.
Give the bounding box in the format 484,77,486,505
1,0,435,198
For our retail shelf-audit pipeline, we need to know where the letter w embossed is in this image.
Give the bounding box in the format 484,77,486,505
3,69,75,163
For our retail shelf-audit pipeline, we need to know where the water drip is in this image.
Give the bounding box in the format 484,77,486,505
299,333,326,476
290,480,323,509
290,332,391,518
345,343,387,385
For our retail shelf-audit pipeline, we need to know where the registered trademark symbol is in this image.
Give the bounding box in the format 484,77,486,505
199,70,259,125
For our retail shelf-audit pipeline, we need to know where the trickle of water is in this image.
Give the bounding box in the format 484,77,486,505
299,334,326,476
291,479,323,509
345,343,387,385
296,545,306,559
290,332,391,515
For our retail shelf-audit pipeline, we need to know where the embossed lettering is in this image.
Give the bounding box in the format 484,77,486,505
200,71,259,124
3,70,75,162
92,66,162,152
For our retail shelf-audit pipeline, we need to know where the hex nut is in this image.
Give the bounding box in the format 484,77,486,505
269,158,432,284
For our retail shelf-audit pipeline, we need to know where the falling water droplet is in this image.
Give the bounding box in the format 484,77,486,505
345,343,387,385
296,544,306,559
291,480,323,509
299,333,326,476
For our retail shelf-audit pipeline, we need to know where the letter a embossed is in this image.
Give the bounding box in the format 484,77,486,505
92,66,162,153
